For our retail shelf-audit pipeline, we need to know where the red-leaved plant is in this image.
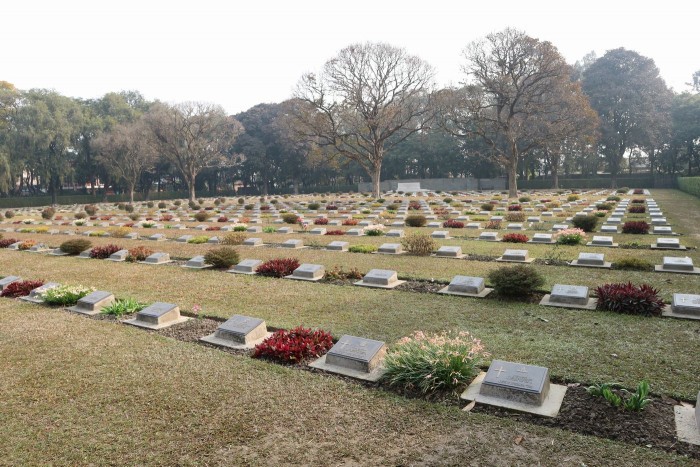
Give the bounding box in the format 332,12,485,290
325,230,345,235
342,219,359,226
443,219,464,228
89,244,123,259
621,221,649,234
256,258,300,278
0,280,45,298
502,233,529,243
628,206,646,213
252,326,334,363
594,282,665,317
507,204,522,211
0,238,19,248
314,218,329,225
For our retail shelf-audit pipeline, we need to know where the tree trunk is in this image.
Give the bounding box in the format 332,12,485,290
293,178,300,195
552,167,559,190
50,175,58,205
129,184,135,204
188,182,196,203
371,164,382,198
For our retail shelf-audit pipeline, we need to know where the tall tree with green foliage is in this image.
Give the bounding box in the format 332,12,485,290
582,48,672,186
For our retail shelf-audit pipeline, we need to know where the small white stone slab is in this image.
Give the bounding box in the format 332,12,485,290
587,236,618,247
285,263,325,281
309,228,326,235
182,255,212,269
67,290,115,316
326,241,349,252
663,294,700,320
228,259,262,274
177,235,193,243
528,233,554,244
438,276,492,298
540,284,597,310
309,335,387,382
652,238,685,250
376,243,403,255
656,257,700,274
138,252,172,265
281,239,305,249
551,224,569,232
243,237,264,247
386,229,404,238
433,246,465,259
149,233,166,242
123,302,189,330
106,249,129,262
569,252,611,269
354,269,405,289
479,232,499,241
674,403,700,445
0,276,21,290
247,226,262,233
496,249,533,263
200,314,272,349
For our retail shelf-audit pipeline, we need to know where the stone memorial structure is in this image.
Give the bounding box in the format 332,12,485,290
438,275,492,298
200,314,271,349
124,302,188,330
228,259,262,275
285,263,325,281
570,252,611,269
354,269,405,289
540,284,596,309
67,290,115,316
309,334,387,381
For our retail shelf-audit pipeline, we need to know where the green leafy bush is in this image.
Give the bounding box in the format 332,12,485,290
382,330,488,394
60,239,92,255
518,196,531,203
401,233,436,256
348,244,377,254
480,203,494,211
41,207,56,219
204,247,240,269
571,215,599,232
405,215,427,227
364,228,384,236
5,210,15,219
101,298,147,317
188,236,209,244
194,211,209,222
282,213,300,224
587,381,651,412
555,228,586,245
41,285,94,306
567,194,579,202
308,203,320,210
488,264,544,297
221,232,247,245
84,204,98,216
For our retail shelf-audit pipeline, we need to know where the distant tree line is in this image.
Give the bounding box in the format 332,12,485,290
0,28,698,200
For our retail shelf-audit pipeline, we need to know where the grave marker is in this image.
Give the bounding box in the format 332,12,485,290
106,249,129,262
354,269,405,289
652,238,684,250
139,252,172,265
309,334,387,382
285,263,325,281
433,246,465,259
529,233,554,244
497,249,533,263
281,239,305,249
438,275,492,298
19,282,60,304
656,257,699,274
124,302,188,329
587,236,617,247
376,243,403,254
228,259,262,274
243,237,263,247
0,275,21,290
663,293,700,321
182,255,212,269
326,241,349,252
570,252,611,268
540,284,595,309
200,314,271,349
67,290,115,316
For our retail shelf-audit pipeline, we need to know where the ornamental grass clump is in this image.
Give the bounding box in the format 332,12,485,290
89,244,122,259
0,280,45,298
221,232,247,245
401,233,436,256
41,285,94,306
622,221,649,234
256,258,300,277
383,330,488,394
554,228,586,245
252,326,333,364
187,235,210,244
594,282,665,317
282,213,300,224
504,212,525,222
488,264,545,297
405,214,427,227
101,298,147,317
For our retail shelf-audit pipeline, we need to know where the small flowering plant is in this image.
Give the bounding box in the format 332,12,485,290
40,284,94,306
554,228,586,245
382,330,488,394
253,326,333,364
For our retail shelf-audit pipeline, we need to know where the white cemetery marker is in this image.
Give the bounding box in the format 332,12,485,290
309,334,387,382
200,314,271,349
229,259,262,274
124,302,188,329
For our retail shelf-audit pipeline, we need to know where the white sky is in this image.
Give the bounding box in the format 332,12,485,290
4,1,699,114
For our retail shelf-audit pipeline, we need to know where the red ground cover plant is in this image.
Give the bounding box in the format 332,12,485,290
0,238,19,248
621,221,649,234
443,219,464,228
255,258,300,277
594,282,665,317
206,226,221,231
89,244,122,259
0,280,45,298
507,204,522,211
217,216,228,222
126,246,153,262
160,214,174,221
342,219,359,226
252,326,334,363
502,233,529,243
628,206,646,213
314,218,329,225
325,205,338,210
325,230,345,235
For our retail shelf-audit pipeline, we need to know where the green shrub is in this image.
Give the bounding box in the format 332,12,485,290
194,211,209,222
41,285,94,306
188,235,210,244
158,202,167,209
263,226,276,233
204,247,240,269
678,177,700,198
606,196,621,202
124,204,135,213
84,204,98,216
480,203,494,211
233,225,247,232
518,196,531,203
188,201,198,210
128,213,140,221
616,187,629,194
405,214,427,227
348,244,377,254
60,239,92,255
101,298,147,317
382,330,488,394
567,194,579,202
237,198,245,205
282,213,300,224
147,202,154,208
365,228,384,236
613,257,653,271
401,233,436,256
571,215,599,232
488,264,544,297
74,212,87,220
4,210,14,219
41,207,56,219
308,203,320,210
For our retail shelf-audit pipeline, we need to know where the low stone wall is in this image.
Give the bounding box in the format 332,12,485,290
357,177,505,193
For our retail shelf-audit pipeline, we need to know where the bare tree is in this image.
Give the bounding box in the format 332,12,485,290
293,42,435,197
438,28,598,197
94,118,156,204
147,102,242,202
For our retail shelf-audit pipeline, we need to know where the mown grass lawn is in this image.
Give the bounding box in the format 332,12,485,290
0,301,692,466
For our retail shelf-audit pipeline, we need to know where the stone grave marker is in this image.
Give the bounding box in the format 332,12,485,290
438,275,492,298
243,237,263,247
28,243,51,253
651,217,668,225
177,235,193,243
461,359,567,418
479,232,498,241
247,226,262,233
139,252,172,265
309,334,387,382
587,235,617,247
497,249,533,263
540,284,595,309
281,239,305,249
106,249,129,262
653,226,674,235
285,263,325,281
207,236,220,244
200,314,271,349
551,224,568,231
506,223,523,230
277,227,293,234
346,228,364,236
529,233,553,244
228,259,262,274
67,290,115,316
386,229,404,238
125,232,139,240
653,237,684,250
355,269,405,289
663,294,700,321
656,256,699,274
466,222,481,229
433,246,465,259
570,252,610,268
0,275,21,290
124,302,188,330
673,391,700,445
600,225,618,233
309,227,326,235
7,242,22,250
19,282,60,304
148,233,166,242
376,243,403,255
541,212,554,217
182,255,212,269
326,241,349,252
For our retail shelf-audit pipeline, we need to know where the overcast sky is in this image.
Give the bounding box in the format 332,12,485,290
4,1,698,114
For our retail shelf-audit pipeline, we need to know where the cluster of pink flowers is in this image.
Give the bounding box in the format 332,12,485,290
397,330,488,360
